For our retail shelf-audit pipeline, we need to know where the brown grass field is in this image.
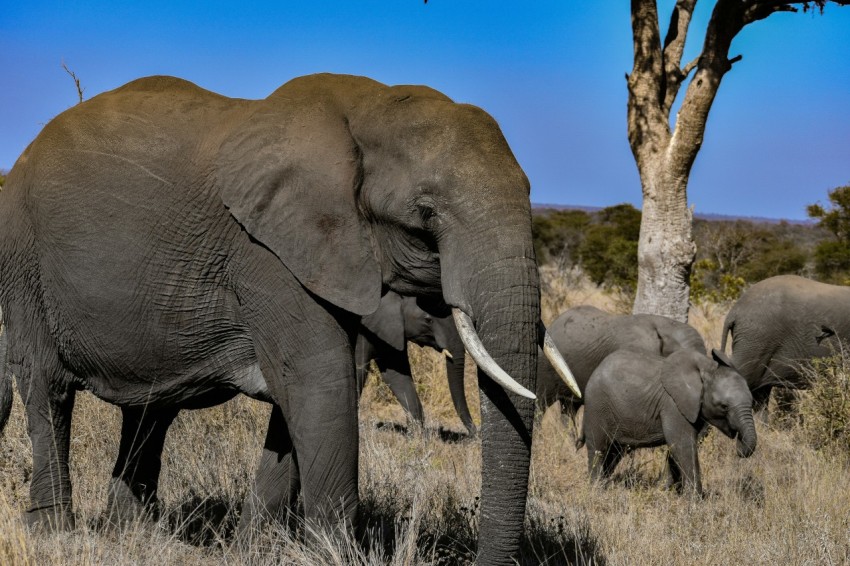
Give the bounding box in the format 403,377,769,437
1,266,849,565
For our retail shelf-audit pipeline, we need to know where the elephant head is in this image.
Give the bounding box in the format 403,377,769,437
215,74,562,562
360,291,456,354
661,349,757,458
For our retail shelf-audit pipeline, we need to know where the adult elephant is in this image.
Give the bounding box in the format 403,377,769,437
536,305,706,414
0,73,576,564
356,291,476,435
722,274,844,412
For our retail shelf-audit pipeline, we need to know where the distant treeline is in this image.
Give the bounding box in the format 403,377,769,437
534,186,850,302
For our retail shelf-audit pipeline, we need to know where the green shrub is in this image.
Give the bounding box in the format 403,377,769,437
690,258,746,304
798,353,850,456
532,209,590,266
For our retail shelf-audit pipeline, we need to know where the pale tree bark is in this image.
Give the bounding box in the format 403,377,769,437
628,0,848,321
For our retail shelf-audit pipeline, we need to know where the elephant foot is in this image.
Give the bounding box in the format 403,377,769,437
24,504,75,531
105,478,159,526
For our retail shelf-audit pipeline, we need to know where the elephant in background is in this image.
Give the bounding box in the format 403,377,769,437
356,291,476,435
722,275,846,413
579,349,756,495
0,73,578,563
537,305,706,415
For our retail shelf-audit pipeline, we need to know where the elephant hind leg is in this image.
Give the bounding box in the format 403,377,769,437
107,406,178,524
10,315,78,530
377,351,426,429
585,438,621,484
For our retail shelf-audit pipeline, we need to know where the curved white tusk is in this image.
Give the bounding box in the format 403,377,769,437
451,309,536,400
441,349,453,359
539,321,582,399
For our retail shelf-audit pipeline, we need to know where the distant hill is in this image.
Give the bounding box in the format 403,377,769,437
532,203,815,226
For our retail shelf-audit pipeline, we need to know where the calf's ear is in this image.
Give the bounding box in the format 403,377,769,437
660,353,704,424
360,292,406,351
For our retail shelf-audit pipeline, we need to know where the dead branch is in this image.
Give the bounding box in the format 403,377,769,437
61,60,84,104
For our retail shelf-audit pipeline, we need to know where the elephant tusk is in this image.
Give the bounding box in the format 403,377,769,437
451,309,536,400
539,321,582,399
442,349,453,359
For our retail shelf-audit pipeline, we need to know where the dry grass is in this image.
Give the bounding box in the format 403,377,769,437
2,269,849,564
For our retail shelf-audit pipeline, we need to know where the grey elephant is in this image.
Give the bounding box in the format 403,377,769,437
722,275,846,413
579,349,757,495
0,73,577,564
356,291,475,434
537,305,706,414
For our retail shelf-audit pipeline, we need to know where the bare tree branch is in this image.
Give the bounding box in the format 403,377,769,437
661,0,697,113
61,60,84,104
681,56,699,79
627,0,669,165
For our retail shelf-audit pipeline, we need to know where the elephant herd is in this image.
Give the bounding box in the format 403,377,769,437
0,72,841,564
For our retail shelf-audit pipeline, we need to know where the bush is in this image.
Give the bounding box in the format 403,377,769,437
807,184,850,282
533,204,641,292
691,219,812,303
531,209,590,266
798,353,850,456
812,240,850,284
690,259,746,304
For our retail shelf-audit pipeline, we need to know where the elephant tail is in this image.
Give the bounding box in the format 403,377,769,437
0,314,11,434
720,316,734,355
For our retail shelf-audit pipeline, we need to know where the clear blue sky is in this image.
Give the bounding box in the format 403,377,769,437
2,1,848,220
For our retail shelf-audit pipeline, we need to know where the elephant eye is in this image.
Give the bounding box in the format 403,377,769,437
417,204,437,227
417,204,436,221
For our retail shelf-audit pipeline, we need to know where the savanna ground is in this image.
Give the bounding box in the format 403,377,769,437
1,266,849,565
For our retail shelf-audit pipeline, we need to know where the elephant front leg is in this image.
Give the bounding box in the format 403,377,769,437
236,404,301,544
286,357,359,528
662,415,702,496
236,250,360,534
21,378,77,530
107,406,178,524
376,349,426,429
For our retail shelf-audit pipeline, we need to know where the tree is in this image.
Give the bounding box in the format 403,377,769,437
628,0,848,322
807,185,850,281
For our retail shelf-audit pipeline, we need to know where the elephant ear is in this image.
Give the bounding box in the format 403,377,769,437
217,95,381,316
711,348,736,369
360,292,406,351
660,351,705,424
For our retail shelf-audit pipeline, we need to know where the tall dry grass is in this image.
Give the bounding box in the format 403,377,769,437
1,268,849,564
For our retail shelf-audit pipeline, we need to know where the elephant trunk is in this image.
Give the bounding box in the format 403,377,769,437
731,404,757,458
465,259,539,565
444,343,476,435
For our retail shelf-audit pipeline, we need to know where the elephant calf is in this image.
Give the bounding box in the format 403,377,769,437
356,291,475,434
579,349,756,495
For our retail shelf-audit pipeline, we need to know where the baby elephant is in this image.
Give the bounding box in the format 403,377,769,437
579,348,756,495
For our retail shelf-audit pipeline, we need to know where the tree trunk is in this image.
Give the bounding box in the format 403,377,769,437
632,161,695,322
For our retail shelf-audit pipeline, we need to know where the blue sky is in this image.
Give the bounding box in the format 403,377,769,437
2,1,848,220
